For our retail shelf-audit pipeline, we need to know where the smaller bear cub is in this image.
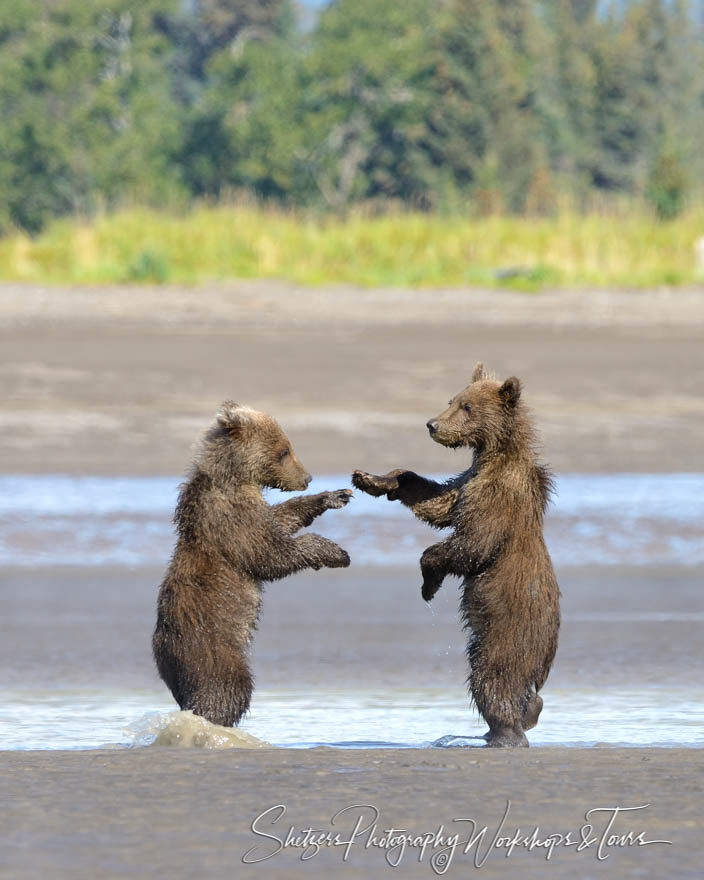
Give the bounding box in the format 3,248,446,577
153,402,351,727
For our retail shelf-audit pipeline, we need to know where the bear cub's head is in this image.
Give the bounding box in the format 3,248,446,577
426,362,523,452
202,401,312,491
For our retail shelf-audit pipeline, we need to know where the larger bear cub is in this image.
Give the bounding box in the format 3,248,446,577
153,402,351,727
353,364,560,747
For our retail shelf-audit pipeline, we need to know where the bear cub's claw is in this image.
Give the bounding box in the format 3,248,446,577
325,489,353,509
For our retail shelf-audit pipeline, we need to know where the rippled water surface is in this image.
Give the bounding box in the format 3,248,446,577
2,687,703,751
1,473,702,567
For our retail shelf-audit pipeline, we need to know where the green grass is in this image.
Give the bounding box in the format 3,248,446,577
1,204,703,289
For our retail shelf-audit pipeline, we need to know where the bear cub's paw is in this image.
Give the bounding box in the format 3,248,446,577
299,534,351,569
421,578,442,603
322,541,351,568
324,489,353,509
485,728,529,748
352,470,399,497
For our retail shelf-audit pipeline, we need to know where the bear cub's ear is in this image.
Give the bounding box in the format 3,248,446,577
216,401,249,433
498,377,521,408
471,362,487,383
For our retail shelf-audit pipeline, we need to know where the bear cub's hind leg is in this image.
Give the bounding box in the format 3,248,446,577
481,692,542,746
522,691,543,732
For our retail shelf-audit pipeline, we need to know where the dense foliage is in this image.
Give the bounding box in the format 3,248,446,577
1,0,702,233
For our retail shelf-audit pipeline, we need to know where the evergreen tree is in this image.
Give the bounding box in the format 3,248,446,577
169,0,300,199
535,0,599,204
1,0,703,231
0,0,182,233
427,0,549,212
299,0,438,209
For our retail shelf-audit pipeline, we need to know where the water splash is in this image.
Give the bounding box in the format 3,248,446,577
128,710,272,749
432,734,486,748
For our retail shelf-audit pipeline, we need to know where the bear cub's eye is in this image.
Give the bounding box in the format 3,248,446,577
279,448,290,461
463,403,472,414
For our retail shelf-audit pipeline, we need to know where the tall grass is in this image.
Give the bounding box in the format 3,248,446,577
1,204,703,288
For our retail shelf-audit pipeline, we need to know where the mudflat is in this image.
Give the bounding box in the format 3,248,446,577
1,282,703,474
1,746,700,879
2,565,703,692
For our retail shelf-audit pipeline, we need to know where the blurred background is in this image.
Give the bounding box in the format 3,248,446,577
1,0,704,286
0,0,703,751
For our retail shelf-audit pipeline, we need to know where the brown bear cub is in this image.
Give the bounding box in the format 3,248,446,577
353,364,560,747
153,402,352,727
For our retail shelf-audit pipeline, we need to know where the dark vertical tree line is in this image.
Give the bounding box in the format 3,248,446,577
1,0,702,233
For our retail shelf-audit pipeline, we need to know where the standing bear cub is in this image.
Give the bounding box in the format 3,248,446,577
153,402,351,727
353,364,560,747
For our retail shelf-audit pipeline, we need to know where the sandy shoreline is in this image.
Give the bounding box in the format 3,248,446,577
2,746,701,879
3,280,704,329
1,281,703,474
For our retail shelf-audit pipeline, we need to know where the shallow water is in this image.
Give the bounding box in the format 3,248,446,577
1,686,703,751
1,473,703,567
1,472,702,752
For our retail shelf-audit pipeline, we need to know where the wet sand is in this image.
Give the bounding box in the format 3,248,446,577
1,747,701,879
1,282,703,474
2,565,703,692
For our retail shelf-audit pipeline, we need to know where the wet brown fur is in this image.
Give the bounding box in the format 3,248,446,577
153,402,351,727
353,364,560,747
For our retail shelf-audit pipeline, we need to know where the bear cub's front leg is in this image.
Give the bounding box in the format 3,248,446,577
271,489,352,535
